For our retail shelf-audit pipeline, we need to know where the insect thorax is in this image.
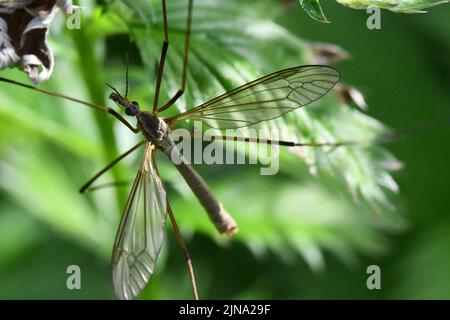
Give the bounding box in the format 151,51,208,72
137,112,174,152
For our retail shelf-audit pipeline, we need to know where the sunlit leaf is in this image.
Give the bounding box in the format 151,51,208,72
299,0,330,23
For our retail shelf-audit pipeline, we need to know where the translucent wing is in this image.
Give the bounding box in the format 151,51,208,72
166,65,340,129
112,143,167,300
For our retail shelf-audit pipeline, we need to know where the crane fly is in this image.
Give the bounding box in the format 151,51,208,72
0,0,342,300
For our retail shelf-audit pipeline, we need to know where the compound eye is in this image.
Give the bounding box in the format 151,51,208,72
125,106,138,116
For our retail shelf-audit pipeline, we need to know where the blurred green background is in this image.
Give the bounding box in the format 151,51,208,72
0,0,448,299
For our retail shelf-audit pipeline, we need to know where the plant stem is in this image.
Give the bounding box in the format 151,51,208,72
70,26,127,212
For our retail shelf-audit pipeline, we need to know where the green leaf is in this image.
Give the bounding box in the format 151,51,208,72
298,0,449,21
112,0,401,266
299,0,330,23
336,0,449,13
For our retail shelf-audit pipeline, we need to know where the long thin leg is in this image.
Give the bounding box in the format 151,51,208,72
187,133,358,148
125,55,130,99
0,77,139,133
79,140,146,193
152,0,170,113
151,150,199,300
167,200,199,300
157,0,193,113
83,180,134,193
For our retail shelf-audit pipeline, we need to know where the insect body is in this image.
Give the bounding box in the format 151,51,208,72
108,85,240,300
